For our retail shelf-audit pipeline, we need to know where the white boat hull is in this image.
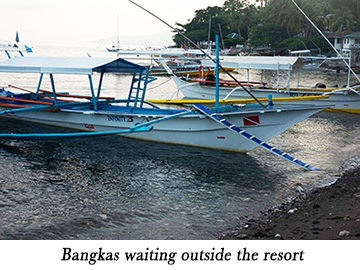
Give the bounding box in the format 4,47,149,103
0,105,323,152
174,77,360,114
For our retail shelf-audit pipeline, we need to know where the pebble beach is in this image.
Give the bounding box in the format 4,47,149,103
222,156,360,240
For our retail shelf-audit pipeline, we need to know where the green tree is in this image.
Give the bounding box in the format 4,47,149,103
172,5,226,46
330,7,357,32
171,0,360,49
248,23,288,48
314,1,333,32
223,0,249,38
264,0,316,37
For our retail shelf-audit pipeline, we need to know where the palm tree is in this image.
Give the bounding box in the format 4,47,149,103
315,1,333,32
265,0,307,37
223,0,250,38
352,0,360,24
330,7,357,32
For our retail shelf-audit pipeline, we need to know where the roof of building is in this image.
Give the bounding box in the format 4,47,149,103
327,30,353,38
343,32,360,39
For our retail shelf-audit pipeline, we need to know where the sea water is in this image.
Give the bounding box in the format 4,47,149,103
0,43,359,239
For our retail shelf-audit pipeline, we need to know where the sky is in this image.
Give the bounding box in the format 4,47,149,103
1,0,243,45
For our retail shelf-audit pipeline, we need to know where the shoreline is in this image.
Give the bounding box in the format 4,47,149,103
221,156,360,240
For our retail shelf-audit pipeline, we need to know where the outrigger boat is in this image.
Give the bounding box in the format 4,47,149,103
165,56,360,114
0,53,329,170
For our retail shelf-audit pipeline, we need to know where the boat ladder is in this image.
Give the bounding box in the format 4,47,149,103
193,103,318,171
127,69,156,108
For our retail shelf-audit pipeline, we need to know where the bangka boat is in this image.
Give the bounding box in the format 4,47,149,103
289,50,326,70
166,56,360,114
0,31,33,59
0,55,329,170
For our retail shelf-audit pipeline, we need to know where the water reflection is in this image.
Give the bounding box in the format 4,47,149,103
0,117,294,239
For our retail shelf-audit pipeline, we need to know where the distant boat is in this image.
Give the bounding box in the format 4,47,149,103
107,46,120,53
0,32,33,58
289,50,326,69
107,12,121,53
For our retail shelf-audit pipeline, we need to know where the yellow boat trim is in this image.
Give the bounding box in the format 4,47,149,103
200,84,360,93
147,95,329,105
324,108,360,114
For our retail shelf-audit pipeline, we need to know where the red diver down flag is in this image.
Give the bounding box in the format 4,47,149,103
243,116,260,126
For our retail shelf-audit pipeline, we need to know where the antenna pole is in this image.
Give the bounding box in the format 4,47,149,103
117,11,120,50
208,15,212,51
215,34,220,109
128,0,266,108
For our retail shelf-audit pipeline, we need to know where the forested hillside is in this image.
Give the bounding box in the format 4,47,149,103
173,0,360,53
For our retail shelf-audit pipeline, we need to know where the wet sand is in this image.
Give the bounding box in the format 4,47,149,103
222,161,360,240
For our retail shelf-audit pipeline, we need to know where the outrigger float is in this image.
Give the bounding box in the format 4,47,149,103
0,52,329,170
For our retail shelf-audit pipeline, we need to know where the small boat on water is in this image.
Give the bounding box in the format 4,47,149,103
166,56,360,114
289,49,326,70
0,55,329,170
0,31,33,58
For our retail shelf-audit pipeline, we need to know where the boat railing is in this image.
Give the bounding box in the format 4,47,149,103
166,81,201,101
347,87,360,96
275,63,291,91
223,87,243,100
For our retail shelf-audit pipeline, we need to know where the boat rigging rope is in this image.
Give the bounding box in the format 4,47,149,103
147,77,172,91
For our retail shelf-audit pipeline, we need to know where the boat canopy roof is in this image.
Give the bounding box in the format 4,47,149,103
116,49,211,57
0,56,146,75
290,50,311,54
116,50,185,56
201,56,304,70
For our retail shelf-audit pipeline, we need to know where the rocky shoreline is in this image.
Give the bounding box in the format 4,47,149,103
221,156,360,240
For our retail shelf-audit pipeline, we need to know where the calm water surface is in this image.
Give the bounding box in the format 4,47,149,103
0,44,359,239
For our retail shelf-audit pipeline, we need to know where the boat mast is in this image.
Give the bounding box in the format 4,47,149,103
207,15,212,52
117,11,120,50
218,24,225,50
215,34,220,109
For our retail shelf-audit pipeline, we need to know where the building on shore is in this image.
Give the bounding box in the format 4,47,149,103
328,31,360,62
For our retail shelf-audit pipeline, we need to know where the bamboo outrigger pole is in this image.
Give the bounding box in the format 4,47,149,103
128,0,266,108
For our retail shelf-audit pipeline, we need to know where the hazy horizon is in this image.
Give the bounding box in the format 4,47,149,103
1,0,233,45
